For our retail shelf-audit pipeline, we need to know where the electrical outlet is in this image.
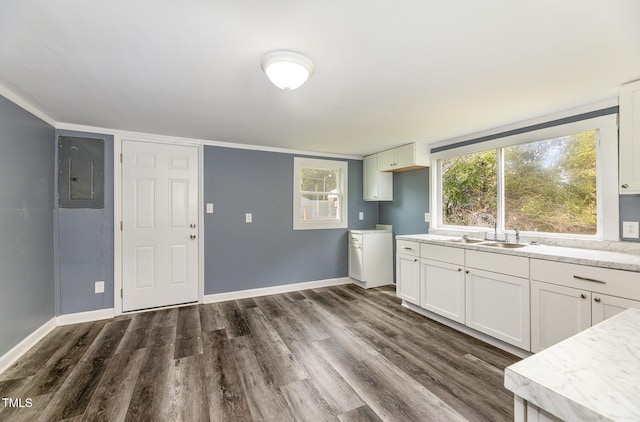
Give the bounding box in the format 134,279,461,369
359,211,364,220
424,212,431,223
95,281,105,294
245,213,252,223
623,221,639,238
206,203,214,214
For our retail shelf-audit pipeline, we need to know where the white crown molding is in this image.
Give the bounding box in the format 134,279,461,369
55,122,363,160
0,82,56,127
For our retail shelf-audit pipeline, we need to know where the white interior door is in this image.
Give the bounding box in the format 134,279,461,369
122,140,199,312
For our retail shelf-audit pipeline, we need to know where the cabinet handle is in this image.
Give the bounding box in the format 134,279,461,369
190,234,196,240
580,293,587,299
465,270,469,274
594,297,601,303
403,247,414,250
573,275,606,284
413,259,418,262
458,268,462,272
621,183,629,189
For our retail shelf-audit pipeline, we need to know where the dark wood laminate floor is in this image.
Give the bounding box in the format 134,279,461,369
0,284,520,422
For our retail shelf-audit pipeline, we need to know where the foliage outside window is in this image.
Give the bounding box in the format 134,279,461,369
293,157,348,230
441,129,597,236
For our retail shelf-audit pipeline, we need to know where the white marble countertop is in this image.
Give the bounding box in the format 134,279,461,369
395,234,640,272
504,308,640,421
349,229,392,234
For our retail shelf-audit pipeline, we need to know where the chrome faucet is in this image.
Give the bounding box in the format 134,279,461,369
472,213,497,241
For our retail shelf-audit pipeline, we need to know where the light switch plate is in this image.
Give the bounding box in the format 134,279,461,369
245,213,252,223
424,212,431,223
95,281,105,294
623,221,639,238
206,203,214,214
359,211,364,220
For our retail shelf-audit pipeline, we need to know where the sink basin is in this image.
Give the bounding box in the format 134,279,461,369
481,242,527,249
444,237,485,244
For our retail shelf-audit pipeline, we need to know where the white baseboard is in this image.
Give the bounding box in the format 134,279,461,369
56,308,115,326
402,301,532,359
0,317,57,374
203,277,352,304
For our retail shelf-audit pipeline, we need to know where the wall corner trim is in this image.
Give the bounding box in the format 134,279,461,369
203,277,352,304
0,317,57,374
56,308,115,326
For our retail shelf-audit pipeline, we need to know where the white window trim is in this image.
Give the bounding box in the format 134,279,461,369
293,157,348,230
430,114,619,241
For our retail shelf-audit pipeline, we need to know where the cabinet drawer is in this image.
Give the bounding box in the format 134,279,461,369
531,259,640,301
397,240,419,257
466,250,529,278
420,243,464,265
349,233,363,245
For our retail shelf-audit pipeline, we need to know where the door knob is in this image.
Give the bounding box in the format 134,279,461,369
190,234,196,240
190,223,196,229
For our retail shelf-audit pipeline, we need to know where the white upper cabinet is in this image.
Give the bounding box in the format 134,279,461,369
619,79,640,194
363,154,393,201
377,143,430,172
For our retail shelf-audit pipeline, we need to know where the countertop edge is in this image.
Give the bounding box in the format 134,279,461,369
395,234,640,273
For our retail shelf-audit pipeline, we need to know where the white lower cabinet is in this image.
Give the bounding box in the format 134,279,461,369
592,294,640,325
465,267,530,350
530,259,640,352
396,241,420,304
531,281,591,353
420,259,465,324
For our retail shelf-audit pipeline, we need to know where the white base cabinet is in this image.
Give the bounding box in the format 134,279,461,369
396,240,420,304
466,268,530,351
530,258,640,352
531,281,591,353
420,244,465,324
348,231,393,288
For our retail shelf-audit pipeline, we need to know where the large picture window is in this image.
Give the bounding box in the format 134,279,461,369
293,157,348,230
434,114,618,239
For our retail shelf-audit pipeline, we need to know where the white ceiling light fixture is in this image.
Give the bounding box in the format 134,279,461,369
261,51,314,90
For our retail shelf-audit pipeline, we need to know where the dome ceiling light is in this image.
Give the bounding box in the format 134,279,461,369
261,51,314,90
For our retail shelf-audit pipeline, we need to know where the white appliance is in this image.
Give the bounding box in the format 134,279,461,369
348,225,393,288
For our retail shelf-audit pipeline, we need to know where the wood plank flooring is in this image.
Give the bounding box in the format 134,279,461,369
0,284,520,421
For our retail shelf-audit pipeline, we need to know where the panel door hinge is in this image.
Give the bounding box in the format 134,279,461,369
121,288,123,298
120,153,123,163
120,221,123,231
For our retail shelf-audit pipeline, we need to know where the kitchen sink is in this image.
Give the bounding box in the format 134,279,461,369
444,237,485,244
481,242,527,249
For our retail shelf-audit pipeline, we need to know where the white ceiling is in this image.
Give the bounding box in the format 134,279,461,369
1,0,639,156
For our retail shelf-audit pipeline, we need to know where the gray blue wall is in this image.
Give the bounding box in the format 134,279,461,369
203,146,378,294
619,195,640,242
54,130,115,315
379,168,430,235
0,96,55,356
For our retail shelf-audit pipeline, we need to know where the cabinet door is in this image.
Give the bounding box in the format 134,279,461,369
592,294,640,325
530,280,591,353
619,79,640,194
377,148,396,171
466,268,530,350
397,254,420,304
394,143,415,168
421,259,465,324
348,243,363,281
363,154,392,201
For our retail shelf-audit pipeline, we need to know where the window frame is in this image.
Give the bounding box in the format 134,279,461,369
293,157,348,230
431,114,619,240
